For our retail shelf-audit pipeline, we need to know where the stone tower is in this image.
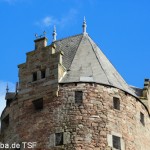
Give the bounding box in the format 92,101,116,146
1,22,150,150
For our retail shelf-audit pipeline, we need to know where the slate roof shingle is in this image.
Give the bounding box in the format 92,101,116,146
54,33,137,97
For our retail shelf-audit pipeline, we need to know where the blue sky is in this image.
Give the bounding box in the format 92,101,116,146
0,0,150,114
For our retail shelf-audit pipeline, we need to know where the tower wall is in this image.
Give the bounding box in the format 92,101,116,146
1,83,150,150
1,34,150,150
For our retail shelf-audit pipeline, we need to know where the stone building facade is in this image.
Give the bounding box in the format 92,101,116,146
1,22,150,150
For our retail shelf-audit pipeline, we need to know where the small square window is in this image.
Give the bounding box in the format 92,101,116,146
140,112,145,125
32,98,43,110
55,132,63,146
41,69,46,79
113,97,120,110
112,135,121,150
32,72,37,81
75,91,83,104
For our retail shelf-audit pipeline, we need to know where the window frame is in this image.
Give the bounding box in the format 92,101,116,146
75,91,83,104
112,135,121,150
55,132,64,146
32,72,37,81
41,69,46,79
113,97,120,110
32,98,43,111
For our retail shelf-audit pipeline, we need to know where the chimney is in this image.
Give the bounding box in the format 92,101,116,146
34,37,48,50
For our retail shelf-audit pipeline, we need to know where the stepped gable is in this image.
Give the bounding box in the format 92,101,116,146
54,33,136,97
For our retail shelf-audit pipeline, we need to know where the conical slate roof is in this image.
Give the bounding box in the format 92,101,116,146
54,33,136,96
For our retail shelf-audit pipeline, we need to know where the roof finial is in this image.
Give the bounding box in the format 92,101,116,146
6,83,9,93
82,16,87,34
52,25,57,42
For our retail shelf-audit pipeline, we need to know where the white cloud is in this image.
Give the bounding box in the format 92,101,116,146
36,16,58,27
35,8,78,28
43,17,52,27
0,81,15,116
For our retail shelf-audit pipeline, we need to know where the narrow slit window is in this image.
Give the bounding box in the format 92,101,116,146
113,97,120,110
41,69,46,79
75,91,83,104
112,135,121,150
32,98,43,110
140,112,145,125
55,132,63,146
32,72,37,81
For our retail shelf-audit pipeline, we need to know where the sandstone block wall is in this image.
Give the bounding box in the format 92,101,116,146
1,83,150,150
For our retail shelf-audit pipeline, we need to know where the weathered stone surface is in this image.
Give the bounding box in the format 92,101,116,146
1,83,150,149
